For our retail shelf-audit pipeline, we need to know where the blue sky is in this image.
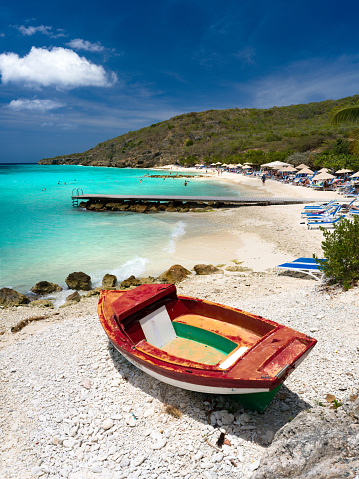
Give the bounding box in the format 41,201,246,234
1,0,359,163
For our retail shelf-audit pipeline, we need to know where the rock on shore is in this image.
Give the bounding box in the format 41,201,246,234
252,392,359,478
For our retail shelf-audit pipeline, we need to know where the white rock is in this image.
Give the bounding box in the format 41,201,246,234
143,407,155,418
125,415,136,427
102,419,114,430
63,439,76,449
91,464,103,473
120,457,130,467
248,459,260,471
133,454,147,466
30,466,43,477
151,437,167,450
108,445,118,455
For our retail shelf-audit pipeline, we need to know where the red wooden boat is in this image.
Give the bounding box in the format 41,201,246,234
98,284,316,412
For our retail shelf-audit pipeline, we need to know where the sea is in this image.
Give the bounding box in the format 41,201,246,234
0,164,243,296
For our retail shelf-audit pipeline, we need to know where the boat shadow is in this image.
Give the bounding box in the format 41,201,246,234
107,341,311,447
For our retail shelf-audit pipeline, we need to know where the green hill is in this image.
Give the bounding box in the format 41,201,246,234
39,95,359,169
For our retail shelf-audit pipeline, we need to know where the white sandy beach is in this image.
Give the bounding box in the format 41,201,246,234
1,170,358,478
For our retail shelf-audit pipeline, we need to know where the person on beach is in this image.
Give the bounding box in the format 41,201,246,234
262,174,266,186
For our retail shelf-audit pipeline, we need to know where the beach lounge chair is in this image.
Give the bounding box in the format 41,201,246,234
277,258,326,281
301,203,338,216
304,205,342,221
303,200,336,211
307,215,346,230
292,257,327,265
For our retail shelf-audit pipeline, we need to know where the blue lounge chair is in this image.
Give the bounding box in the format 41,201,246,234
301,204,339,216
305,205,342,221
307,215,346,230
303,200,336,211
277,260,325,281
292,257,327,265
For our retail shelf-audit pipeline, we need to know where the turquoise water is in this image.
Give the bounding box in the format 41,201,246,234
0,164,242,293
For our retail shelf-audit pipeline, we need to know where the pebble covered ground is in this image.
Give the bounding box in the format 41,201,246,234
1,270,358,479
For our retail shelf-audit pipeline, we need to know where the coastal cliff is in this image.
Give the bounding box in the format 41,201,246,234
39,95,359,168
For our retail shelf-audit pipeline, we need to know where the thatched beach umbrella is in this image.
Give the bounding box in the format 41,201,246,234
261,160,292,168
278,165,298,172
296,163,308,170
297,167,314,175
317,168,330,173
313,172,335,181
336,168,353,174
350,171,359,178
242,165,253,169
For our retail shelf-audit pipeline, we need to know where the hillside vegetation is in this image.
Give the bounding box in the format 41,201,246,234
39,95,359,171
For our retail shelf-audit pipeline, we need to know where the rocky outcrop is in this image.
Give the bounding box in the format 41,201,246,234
81,199,226,214
139,276,157,285
66,291,81,303
193,264,223,275
120,275,141,289
102,274,117,289
86,288,102,297
252,390,359,479
30,281,63,295
158,265,191,284
65,272,92,291
0,288,30,307
225,265,252,272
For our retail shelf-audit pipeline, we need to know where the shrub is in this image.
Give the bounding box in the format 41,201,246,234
266,132,282,141
314,216,359,290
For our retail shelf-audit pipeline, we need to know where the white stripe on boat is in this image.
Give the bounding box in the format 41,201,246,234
219,346,249,369
118,347,270,395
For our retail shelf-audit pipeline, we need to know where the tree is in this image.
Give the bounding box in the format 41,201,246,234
331,105,359,125
332,105,359,155
314,216,359,290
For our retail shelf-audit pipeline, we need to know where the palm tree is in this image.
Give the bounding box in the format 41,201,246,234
332,105,359,155
332,105,359,125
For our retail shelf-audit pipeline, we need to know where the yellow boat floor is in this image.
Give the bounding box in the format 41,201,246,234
161,337,227,365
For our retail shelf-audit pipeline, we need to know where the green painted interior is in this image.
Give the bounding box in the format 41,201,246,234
172,321,237,355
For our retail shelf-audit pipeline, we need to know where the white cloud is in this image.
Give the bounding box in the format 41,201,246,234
16,25,65,38
8,98,64,112
66,39,105,52
0,47,117,89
